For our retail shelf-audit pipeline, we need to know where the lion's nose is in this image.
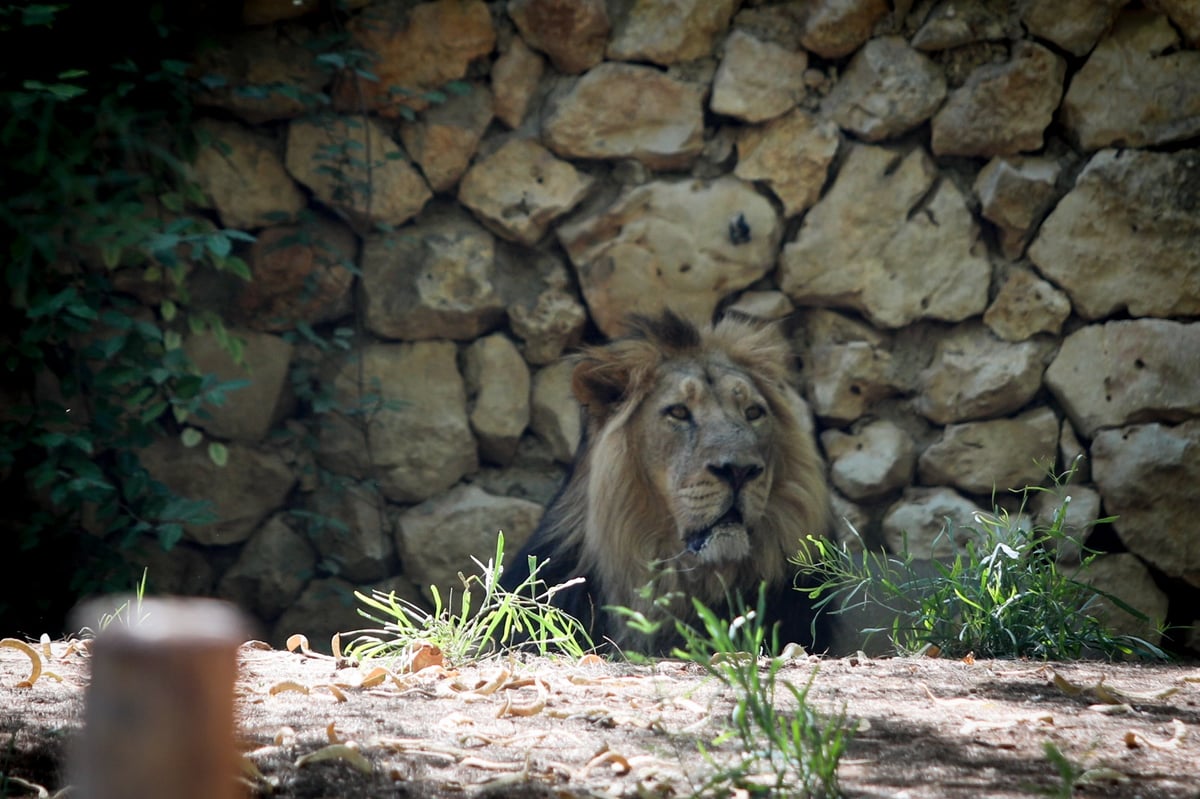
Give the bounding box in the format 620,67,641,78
707,460,764,491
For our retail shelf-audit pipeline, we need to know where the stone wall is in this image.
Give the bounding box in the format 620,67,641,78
141,0,1200,653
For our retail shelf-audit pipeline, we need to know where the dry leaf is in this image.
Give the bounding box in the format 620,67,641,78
1,639,42,687
295,742,372,773
269,680,310,696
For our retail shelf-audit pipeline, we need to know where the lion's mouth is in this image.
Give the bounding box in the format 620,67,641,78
685,506,745,554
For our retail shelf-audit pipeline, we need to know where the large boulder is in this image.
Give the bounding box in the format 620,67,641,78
398,83,494,193
191,119,304,230
779,145,990,329
507,0,609,74
607,0,737,64
543,63,706,170
464,334,531,466
558,177,781,336
822,420,915,501
216,514,316,620
1029,149,1200,320
306,483,396,583
881,487,987,561
733,110,839,218
1092,420,1200,588
1045,320,1200,438
183,329,293,443
710,30,808,123
822,36,946,142
917,407,1060,495
316,342,477,504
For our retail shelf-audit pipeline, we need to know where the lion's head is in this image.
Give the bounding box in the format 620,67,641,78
525,310,829,649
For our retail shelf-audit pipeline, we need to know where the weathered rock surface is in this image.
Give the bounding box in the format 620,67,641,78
607,0,737,65
492,36,544,129
734,110,839,217
559,177,781,336
217,514,315,620
316,342,477,503
398,83,494,193
459,139,594,246
1031,485,1102,564
1029,149,1200,320
1080,553,1170,644
806,343,901,424
799,0,889,58
1151,0,1200,44
918,407,1059,495
973,156,1062,259
1045,320,1200,438
193,29,327,123
1020,0,1127,56
1061,11,1200,151
508,0,609,74
530,361,580,464
142,438,296,546
270,576,362,653
464,334,531,466
710,30,807,123
239,219,357,332
1093,420,1200,589
333,0,495,117
286,117,431,230
395,485,543,603
361,209,504,341
307,483,395,583
192,119,305,229
916,325,1053,424
543,64,706,170
912,0,1012,50
822,420,916,500
822,36,946,142
931,41,1066,157
882,487,986,560
726,290,794,321
183,329,293,443
982,268,1071,342
508,287,588,366
780,145,990,329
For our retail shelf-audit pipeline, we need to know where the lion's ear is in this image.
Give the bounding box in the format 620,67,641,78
572,355,630,415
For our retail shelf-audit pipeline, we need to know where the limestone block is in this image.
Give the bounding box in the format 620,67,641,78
973,156,1062,259
1020,0,1127,56
396,485,543,603
508,287,588,366
398,83,494,193
183,329,293,443
780,145,990,329
239,219,356,332
543,63,705,170
931,41,1066,157
492,36,544,128
306,483,395,583
822,420,915,500
912,0,1011,50
361,208,504,341
1080,553,1170,643
806,343,901,424
285,117,431,230
1149,0,1200,44
464,334,531,466
558,177,781,337
710,31,808,123
882,487,986,561
799,0,889,58
270,577,360,654
316,342,477,503
192,119,304,230
1031,486,1102,564
1045,320,1200,438
822,36,946,142
608,0,737,65
508,0,609,74
530,361,580,464
193,29,326,123
1029,149,1200,320
734,109,839,217
141,438,295,546
916,324,1053,424
1061,11,1200,150
725,291,794,321
917,407,1059,495
216,514,315,620
459,139,594,246
982,268,1071,342
332,0,495,117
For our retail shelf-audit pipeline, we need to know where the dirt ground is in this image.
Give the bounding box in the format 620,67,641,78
2,638,1199,798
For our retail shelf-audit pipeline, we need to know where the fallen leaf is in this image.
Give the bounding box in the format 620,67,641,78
1,639,42,687
295,742,372,774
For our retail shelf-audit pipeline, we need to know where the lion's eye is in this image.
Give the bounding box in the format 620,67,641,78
746,404,766,421
664,404,692,422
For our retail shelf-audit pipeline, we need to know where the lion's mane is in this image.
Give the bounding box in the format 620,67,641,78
505,311,830,652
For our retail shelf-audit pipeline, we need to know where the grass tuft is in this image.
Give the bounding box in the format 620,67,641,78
343,532,593,664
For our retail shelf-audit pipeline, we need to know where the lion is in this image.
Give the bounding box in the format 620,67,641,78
503,310,830,653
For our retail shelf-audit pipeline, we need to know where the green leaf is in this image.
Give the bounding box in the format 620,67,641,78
163,330,182,351
180,427,202,448
207,441,228,467
205,233,232,258
160,299,177,321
